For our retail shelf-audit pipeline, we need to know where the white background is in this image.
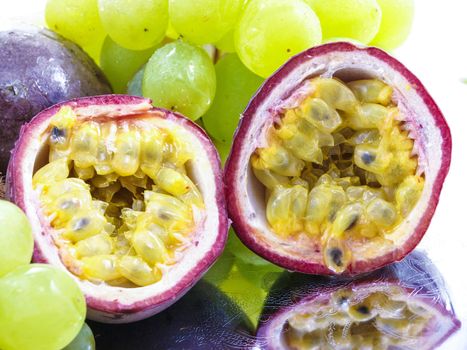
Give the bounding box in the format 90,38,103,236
1,0,466,348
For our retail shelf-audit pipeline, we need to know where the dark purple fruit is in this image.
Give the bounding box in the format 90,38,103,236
256,251,460,349
0,26,111,172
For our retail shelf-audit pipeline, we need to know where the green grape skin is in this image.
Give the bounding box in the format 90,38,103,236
98,0,168,50
166,20,179,40
0,264,86,350
215,30,236,53
142,41,216,120
127,65,145,97
45,0,106,62
213,139,231,165
63,323,95,350
100,36,156,93
305,0,382,44
225,228,269,266
169,0,244,45
370,0,414,50
202,250,235,286
203,54,263,144
0,200,33,277
235,0,322,78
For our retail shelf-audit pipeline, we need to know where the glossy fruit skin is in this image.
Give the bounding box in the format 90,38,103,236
88,280,254,349
225,42,452,276
256,251,460,350
6,95,228,323
0,264,86,350
0,27,111,172
0,200,33,277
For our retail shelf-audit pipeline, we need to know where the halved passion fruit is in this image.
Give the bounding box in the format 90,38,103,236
225,42,451,275
7,95,227,323
256,251,460,349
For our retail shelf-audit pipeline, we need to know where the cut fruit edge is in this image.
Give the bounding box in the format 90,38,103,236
225,42,452,275
6,95,228,323
256,281,461,350
256,251,461,350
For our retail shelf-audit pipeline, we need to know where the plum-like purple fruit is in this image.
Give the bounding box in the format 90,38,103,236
0,27,111,172
256,251,460,349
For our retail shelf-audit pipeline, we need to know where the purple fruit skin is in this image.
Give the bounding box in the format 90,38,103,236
0,27,111,172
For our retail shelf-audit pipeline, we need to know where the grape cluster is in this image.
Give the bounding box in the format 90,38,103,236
44,0,414,161
0,200,92,350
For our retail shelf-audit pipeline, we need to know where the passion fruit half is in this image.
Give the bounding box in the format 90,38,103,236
225,42,451,275
256,251,460,349
7,95,227,323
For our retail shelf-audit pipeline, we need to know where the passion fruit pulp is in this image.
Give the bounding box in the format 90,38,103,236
7,95,228,322
226,42,451,275
256,251,460,350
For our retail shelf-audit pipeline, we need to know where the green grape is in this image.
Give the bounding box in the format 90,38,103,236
0,200,33,277
203,54,263,144
218,264,266,326
98,0,168,50
203,250,235,286
235,259,283,291
45,0,106,62
323,37,363,45
142,41,216,120
235,0,322,78
127,65,145,97
166,20,179,39
306,0,382,44
213,139,231,165
370,0,414,50
0,264,86,350
215,30,235,53
100,36,157,93
225,229,270,266
63,323,95,350
169,0,244,45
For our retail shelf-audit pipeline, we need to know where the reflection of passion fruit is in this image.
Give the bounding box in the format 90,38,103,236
226,42,451,275
0,27,111,172
7,95,227,323
257,251,460,349
89,280,254,349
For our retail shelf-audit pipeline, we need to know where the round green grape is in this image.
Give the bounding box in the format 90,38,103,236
45,0,106,62
203,54,263,144
0,200,33,277
169,0,244,45
127,65,145,97
142,41,216,120
0,264,86,350
100,36,156,93
235,0,322,78
306,0,382,44
370,0,414,50
98,0,168,50
63,323,95,350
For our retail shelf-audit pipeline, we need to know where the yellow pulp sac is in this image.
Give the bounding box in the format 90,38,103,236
251,78,424,273
33,107,204,287
285,286,433,349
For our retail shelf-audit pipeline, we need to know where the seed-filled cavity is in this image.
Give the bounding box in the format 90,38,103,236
251,78,425,273
33,106,205,287
284,287,434,349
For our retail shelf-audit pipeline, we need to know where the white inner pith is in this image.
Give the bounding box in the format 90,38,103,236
21,105,221,311
236,51,441,270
